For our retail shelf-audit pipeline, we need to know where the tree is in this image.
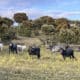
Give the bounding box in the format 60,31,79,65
40,16,55,25
0,17,3,26
55,18,70,31
18,26,32,37
3,17,13,27
33,16,55,29
20,20,40,37
13,13,28,23
41,24,55,35
69,20,80,27
59,29,76,44
33,19,43,29
18,20,33,37
71,27,80,43
0,17,8,38
22,20,33,29
0,17,14,42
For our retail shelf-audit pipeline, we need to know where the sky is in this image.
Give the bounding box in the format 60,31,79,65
0,0,80,20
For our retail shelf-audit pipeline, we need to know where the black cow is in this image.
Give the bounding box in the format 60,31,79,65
9,43,18,54
28,46,40,59
60,46,76,60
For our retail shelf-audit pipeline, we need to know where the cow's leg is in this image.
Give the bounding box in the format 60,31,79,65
0,47,2,52
63,56,66,60
0,48,1,52
9,48,11,54
71,54,77,60
70,56,72,59
13,50,14,54
13,49,16,54
15,49,18,54
9,49,10,54
1,47,2,51
37,53,40,59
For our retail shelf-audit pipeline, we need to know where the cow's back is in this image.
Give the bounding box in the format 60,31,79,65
66,48,73,56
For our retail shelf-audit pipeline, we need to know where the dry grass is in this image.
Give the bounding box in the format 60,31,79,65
12,37,42,46
0,46,80,80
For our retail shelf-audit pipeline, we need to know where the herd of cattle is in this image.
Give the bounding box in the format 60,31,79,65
0,42,77,60
0,42,41,59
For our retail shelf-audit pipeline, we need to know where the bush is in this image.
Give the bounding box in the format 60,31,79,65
59,29,76,44
41,24,55,35
19,28,32,37
1,33,11,43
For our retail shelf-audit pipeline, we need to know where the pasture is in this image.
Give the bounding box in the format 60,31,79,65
0,46,80,80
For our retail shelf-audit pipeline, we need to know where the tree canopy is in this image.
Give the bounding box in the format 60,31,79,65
0,12,80,44
13,13,28,23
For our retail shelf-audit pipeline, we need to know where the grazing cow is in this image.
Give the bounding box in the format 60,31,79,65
28,46,40,59
0,43,3,51
9,43,17,54
17,44,27,52
60,46,76,60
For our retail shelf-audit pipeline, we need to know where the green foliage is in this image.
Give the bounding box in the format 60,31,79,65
3,17,13,27
41,24,55,35
55,18,70,31
59,29,76,44
0,17,13,41
19,26,32,37
18,20,32,37
22,20,33,29
0,26,8,39
71,27,80,43
1,33,11,43
24,29,32,37
33,19,43,29
33,16,55,30
0,17,3,26
13,13,28,23
1,13,80,44
18,21,40,37
40,16,55,25
1,27,17,43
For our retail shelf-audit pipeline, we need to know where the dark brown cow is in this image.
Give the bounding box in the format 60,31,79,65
60,46,76,60
28,46,40,59
9,43,18,54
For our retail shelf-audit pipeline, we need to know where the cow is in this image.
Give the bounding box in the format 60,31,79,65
0,43,3,51
28,46,40,59
51,46,60,53
60,46,76,60
17,44,27,52
9,43,18,54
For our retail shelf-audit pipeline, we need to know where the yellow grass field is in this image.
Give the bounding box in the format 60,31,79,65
0,45,80,80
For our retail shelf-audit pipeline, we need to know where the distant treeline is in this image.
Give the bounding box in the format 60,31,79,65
0,12,80,44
